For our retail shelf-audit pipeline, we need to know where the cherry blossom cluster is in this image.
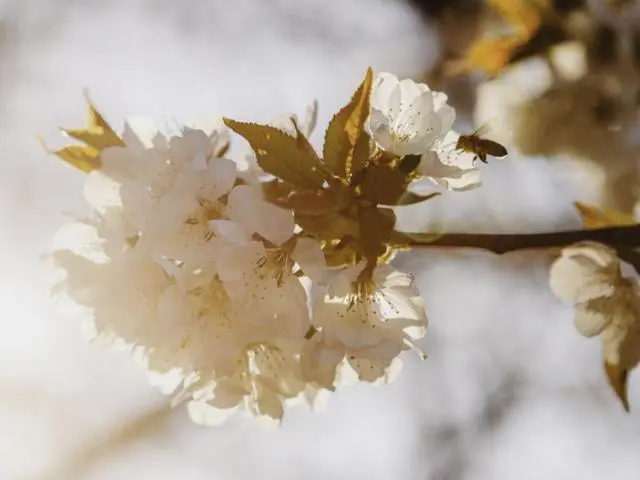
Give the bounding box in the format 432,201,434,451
51,72,479,426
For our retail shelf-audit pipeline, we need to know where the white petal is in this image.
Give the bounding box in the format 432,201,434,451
347,355,392,383
398,78,430,102
248,381,285,421
370,72,401,113
84,170,123,212
208,219,250,244
393,92,438,150
52,222,107,262
227,185,294,246
300,331,345,388
373,264,412,289
100,146,139,180
562,242,619,269
326,263,365,298
549,243,620,303
366,107,390,137
199,158,237,201
187,400,236,426
291,237,327,283
269,113,297,136
433,93,456,136
215,241,264,283
417,144,481,192
122,116,162,150
170,128,210,167
574,302,611,337
369,122,398,154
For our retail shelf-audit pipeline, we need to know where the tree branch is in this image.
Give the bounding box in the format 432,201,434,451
402,225,640,254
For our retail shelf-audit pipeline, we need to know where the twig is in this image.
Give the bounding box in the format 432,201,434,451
403,225,640,254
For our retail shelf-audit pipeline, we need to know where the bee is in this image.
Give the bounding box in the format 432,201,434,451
455,125,508,164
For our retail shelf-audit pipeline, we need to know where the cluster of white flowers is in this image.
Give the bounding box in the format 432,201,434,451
53,72,469,426
366,72,481,191
549,241,640,407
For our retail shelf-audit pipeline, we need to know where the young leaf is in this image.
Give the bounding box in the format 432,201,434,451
487,0,542,37
45,96,124,173
359,164,407,205
358,206,396,266
324,242,359,268
574,202,637,229
398,154,422,175
458,0,543,76
605,361,630,412
224,119,327,190
323,68,373,180
296,211,360,240
62,93,125,150
277,190,343,216
45,143,101,173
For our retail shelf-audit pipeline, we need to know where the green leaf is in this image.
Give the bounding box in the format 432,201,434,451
605,361,630,412
358,206,396,265
62,94,124,150
323,68,373,180
279,189,344,216
359,164,407,205
261,178,295,203
44,95,124,173
296,210,360,240
224,119,328,189
574,202,637,229
47,143,102,173
398,154,422,175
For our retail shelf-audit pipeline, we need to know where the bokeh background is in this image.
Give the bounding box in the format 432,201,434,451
1,0,639,478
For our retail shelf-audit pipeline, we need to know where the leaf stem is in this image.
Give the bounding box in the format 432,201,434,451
404,225,640,254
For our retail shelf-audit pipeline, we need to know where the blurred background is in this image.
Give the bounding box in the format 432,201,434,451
0,0,639,478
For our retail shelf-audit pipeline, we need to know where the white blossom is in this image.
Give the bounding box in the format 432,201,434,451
366,72,455,156
52,120,321,425
549,242,640,388
412,130,481,192
302,263,427,388
51,93,438,426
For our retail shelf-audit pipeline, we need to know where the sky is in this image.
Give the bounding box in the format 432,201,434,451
0,0,639,479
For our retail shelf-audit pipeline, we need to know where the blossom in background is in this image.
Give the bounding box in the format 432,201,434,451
366,72,455,156
549,241,640,410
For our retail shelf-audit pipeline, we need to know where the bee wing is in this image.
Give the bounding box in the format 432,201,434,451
483,139,509,157
471,117,501,137
471,116,516,146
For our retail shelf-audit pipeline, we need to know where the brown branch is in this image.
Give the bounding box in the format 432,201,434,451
403,225,640,254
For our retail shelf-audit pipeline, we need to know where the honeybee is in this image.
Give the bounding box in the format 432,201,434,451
455,125,508,164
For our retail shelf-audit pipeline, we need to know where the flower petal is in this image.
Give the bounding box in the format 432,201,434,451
291,237,327,283
370,72,401,113
227,185,294,246
574,300,611,337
